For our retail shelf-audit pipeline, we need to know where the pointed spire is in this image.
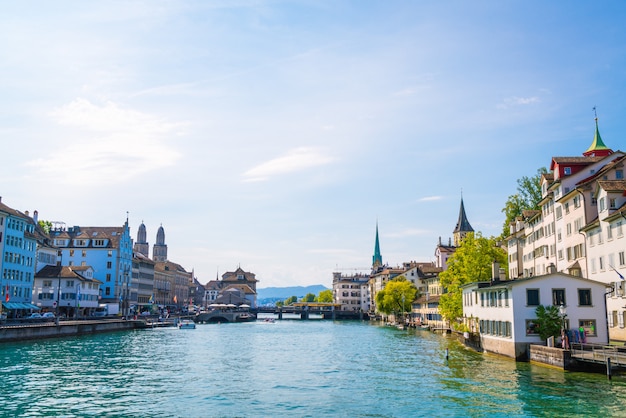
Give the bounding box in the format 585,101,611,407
583,108,613,157
372,221,382,269
453,197,474,246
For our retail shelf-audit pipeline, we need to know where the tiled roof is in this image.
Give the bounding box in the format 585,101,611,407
35,265,102,283
597,180,626,192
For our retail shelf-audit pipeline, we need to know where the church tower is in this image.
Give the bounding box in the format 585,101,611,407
583,113,613,158
453,197,474,247
372,221,383,269
134,222,149,257
152,225,168,262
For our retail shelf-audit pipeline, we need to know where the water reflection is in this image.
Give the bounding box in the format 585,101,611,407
0,321,625,417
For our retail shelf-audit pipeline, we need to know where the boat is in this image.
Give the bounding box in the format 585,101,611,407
178,319,196,329
263,317,275,323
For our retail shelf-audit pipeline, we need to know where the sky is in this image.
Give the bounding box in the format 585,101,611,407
2,1,626,288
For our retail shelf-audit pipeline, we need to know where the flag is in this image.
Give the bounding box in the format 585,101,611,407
149,294,154,304
173,295,177,304
610,265,625,280
5,285,9,302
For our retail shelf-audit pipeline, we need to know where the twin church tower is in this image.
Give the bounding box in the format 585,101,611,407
134,222,168,262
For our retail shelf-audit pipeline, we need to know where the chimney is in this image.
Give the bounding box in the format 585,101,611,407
25,210,29,217
33,210,38,223
491,261,501,283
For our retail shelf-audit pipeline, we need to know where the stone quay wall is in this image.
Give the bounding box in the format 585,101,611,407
0,320,140,343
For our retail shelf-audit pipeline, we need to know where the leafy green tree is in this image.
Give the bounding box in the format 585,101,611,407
301,293,316,302
317,289,333,303
375,277,417,316
275,300,284,308
501,167,547,236
534,305,562,341
439,232,507,322
38,220,53,234
284,296,297,306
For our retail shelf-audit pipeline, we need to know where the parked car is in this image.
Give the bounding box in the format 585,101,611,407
42,312,55,319
25,313,42,319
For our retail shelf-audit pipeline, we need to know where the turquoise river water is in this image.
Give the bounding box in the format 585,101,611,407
0,319,625,417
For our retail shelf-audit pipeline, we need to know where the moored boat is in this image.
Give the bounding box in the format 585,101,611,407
178,319,196,329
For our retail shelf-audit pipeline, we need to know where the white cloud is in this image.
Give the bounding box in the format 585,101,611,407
242,147,335,182
25,98,182,185
419,195,443,202
497,96,540,109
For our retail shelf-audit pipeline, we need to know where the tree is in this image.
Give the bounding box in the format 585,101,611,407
301,293,316,303
38,220,53,234
375,277,417,317
501,167,547,236
275,300,284,308
439,232,507,322
284,296,297,306
317,289,333,303
534,305,562,341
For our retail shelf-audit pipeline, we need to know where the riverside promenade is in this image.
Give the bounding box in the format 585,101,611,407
0,318,145,343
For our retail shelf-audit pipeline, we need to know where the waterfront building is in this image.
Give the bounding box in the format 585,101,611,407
49,218,133,315
154,260,192,309
332,271,370,311
133,251,155,310
220,266,258,308
462,270,609,360
505,117,626,341
34,265,101,317
0,198,40,316
189,277,206,309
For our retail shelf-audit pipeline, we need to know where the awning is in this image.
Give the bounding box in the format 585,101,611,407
2,302,41,310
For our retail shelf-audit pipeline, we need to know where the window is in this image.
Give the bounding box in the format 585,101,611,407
616,170,624,179
526,320,540,335
608,225,613,240
82,250,87,257
573,195,581,208
108,250,113,257
552,288,566,306
599,197,606,212
620,251,625,266
69,249,75,257
564,202,570,214
578,289,592,306
556,206,562,219
564,167,571,175
527,289,540,306
106,261,112,269
579,320,597,337
106,273,111,282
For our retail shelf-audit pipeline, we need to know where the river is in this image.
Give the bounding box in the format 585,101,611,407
0,320,625,417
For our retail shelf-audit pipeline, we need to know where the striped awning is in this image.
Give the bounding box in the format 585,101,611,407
2,302,41,310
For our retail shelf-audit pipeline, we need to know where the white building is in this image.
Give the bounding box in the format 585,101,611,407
34,265,102,316
332,272,370,312
463,272,609,360
505,118,626,342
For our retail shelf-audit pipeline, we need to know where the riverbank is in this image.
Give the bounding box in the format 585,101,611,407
0,319,144,343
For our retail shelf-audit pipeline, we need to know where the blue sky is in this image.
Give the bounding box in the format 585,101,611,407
2,1,626,288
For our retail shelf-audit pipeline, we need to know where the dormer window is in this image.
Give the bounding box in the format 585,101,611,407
237,274,244,280
564,167,571,175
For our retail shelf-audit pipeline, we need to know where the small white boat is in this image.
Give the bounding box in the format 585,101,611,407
178,319,196,329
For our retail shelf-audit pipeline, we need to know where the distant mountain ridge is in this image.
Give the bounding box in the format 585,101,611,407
257,285,329,300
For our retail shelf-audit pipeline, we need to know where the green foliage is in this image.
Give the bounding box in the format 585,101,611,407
284,296,297,306
375,277,417,315
38,220,53,234
317,289,334,303
534,305,562,341
501,167,547,237
275,300,284,308
439,232,507,322
301,293,316,303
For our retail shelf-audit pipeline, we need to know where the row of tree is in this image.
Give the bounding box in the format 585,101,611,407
275,289,333,307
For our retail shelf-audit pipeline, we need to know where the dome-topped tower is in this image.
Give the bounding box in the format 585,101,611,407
153,224,168,262
134,221,149,257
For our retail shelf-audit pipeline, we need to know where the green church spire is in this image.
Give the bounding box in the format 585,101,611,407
372,221,382,269
585,117,609,154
